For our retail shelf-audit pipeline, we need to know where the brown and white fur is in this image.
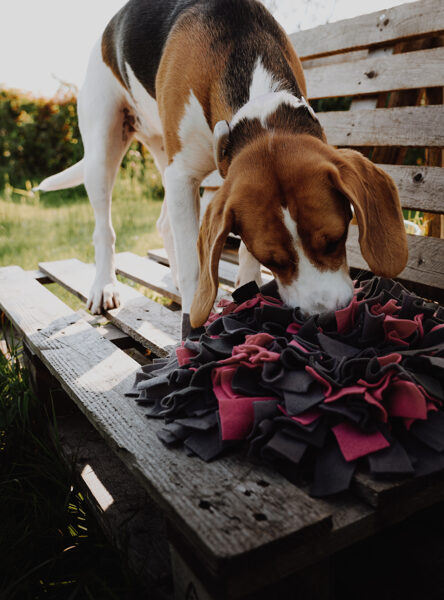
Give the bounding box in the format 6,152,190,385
36,0,408,336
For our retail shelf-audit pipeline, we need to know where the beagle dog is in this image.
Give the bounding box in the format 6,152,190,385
36,0,408,337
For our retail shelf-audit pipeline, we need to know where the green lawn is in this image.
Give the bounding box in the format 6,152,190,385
0,171,163,268
0,169,165,308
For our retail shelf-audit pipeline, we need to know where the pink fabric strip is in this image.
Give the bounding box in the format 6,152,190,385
332,422,390,462
413,313,424,338
387,380,427,420
289,339,310,353
370,298,399,316
176,344,197,366
383,315,418,343
430,322,444,334
287,323,302,334
212,366,277,440
364,391,388,422
325,385,367,403
305,366,332,395
377,353,402,367
292,410,321,425
335,296,358,334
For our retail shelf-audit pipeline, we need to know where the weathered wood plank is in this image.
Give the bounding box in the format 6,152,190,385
147,248,239,287
57,410,172,597
352,469,444,512
291,0,444,60
115,252,182,304
147,248,273,287
302,49,371,70
0,266,335,579
346,225,444,291
39,259,180,356
306,46,444,100
381,165,444,213
115,252,231,302
202,166,444,215
28,268,52,284
319,105,444,147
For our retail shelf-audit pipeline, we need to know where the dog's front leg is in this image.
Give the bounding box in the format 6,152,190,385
236,241,263,288
164,163,201,339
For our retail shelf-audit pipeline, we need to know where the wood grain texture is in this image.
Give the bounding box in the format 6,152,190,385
147,248,273,287
291,0,444,59
319,105,444,147
306,46,444,100
346,225,444,291
379,164,444,213
115,252,182,304
115,252,230,302
200,166,444,215
57,410,172,597
39,259,180,356
0,266,336,577
352,470,444,512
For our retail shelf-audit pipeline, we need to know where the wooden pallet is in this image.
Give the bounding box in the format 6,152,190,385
1,251,444,599
2,1,444,597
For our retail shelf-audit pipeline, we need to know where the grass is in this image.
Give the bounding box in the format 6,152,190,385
0,332,145,599
0,164,167,598
0,164,165,308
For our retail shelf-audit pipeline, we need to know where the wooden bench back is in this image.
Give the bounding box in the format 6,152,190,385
204,0,444,303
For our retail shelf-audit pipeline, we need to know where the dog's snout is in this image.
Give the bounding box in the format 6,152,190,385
277,270,354,316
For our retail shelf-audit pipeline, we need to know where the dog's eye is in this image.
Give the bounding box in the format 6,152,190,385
324,239,340,255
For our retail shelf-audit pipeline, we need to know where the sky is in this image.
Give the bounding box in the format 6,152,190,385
0,0,414,98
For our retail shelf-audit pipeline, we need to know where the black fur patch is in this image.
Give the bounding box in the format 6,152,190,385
202,0,302,111
225,118,266,164
225,103,324,168
102,0,202,98
102,0,302,106
266,104,324,139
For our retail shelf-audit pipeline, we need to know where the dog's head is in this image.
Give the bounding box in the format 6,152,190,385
190,133,408,328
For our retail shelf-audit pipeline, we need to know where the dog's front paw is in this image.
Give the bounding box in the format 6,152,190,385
235,269,262,289
86,279,121,314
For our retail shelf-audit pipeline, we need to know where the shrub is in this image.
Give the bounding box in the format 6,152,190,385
0,89,83,189
0,88,164,199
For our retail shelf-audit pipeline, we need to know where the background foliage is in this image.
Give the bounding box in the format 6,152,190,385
0,88,163,199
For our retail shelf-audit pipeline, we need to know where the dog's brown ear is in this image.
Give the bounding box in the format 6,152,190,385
331,148,408,278
190,187,233,327
213,120,231,178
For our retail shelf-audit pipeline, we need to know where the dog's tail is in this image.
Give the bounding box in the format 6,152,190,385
33,158,85,192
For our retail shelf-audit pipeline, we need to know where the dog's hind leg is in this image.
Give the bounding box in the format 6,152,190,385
141,135,180,290
77,40,133,314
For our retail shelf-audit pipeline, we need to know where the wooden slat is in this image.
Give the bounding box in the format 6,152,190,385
346,225,444,292
148,248,238,287
28,268,52,284
115,252,233,303
380,165,444,213
39,259,180,356
291,0,444,60
301,49,371,70
148,248,273,287
0,266,335,579
319,105,444,147
115,252,182,304
203,166,444,216
57,410,171,593
306,46,444,100
353,469,444,511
